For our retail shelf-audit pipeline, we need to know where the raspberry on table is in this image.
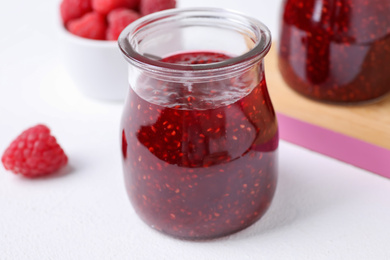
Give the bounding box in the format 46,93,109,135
1,125,68,178
140,0,176,16
106,8,141,40
67,12,107,40
92,0,140,15
60,0,93,25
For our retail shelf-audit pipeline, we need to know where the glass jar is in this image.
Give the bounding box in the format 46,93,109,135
278,0,390,103
118,8,278,240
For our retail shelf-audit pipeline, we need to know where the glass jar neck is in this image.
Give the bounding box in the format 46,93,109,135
118,8,271,81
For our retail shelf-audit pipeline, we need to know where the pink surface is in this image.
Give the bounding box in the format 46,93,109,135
277,113,390,179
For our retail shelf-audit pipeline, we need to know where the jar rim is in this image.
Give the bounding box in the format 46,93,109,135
118,7,272,73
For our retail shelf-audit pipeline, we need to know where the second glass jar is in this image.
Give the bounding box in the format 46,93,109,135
278,0,390,103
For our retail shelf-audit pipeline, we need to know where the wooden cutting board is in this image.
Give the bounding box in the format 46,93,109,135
265,44,390,178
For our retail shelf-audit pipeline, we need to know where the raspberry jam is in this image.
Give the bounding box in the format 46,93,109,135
278,0,390,103
121,51,278,239
118,8,276,240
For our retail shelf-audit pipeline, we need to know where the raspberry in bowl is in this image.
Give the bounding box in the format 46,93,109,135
58,0,176,101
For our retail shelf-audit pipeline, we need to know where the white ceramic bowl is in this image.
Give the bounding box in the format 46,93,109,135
58,22,128,102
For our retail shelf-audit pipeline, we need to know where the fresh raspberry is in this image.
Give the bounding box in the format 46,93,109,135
60,0,92,25
92,0,140,15
67,12,107,40
140,0,176,16
1,125,68,178
106,8,141,40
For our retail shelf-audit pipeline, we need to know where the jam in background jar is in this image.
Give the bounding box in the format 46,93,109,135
278,0,390,103
118,8,278,240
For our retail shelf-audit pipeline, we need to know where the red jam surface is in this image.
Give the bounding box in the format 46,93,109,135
121,52,278,239
279,0,390,103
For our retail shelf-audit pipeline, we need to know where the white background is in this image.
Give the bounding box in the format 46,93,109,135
0,0,390,259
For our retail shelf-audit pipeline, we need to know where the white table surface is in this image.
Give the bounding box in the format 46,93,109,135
1,0,390,259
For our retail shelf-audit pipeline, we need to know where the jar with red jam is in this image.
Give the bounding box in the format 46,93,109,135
118,8,278,240
278,0,390,103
